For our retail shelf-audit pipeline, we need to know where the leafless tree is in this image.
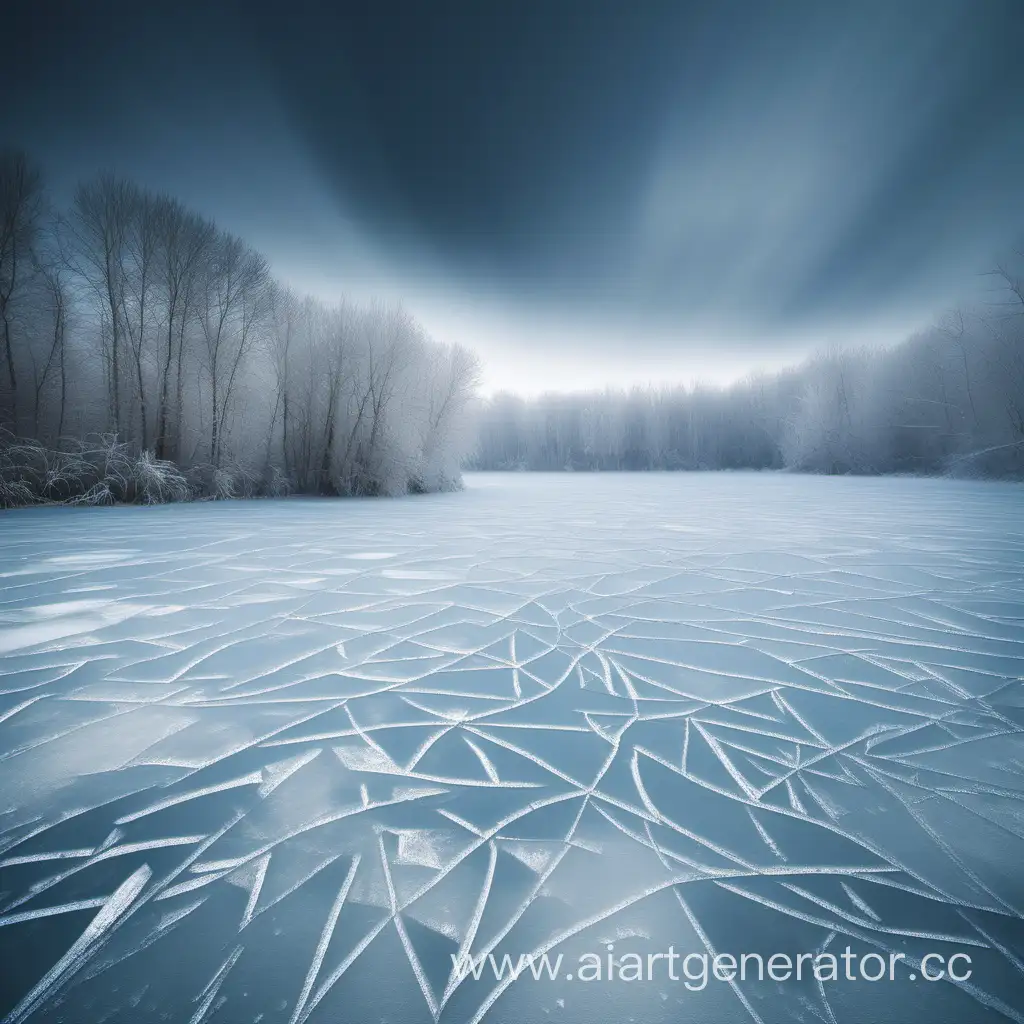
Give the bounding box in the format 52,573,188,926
317,300,356,491
0,150,45,427
30,262,69,439
65,175,136,435
265,282,301,475
152,197,214,459
417,342,481,487
939,307,978,428
196,231,270,466
121,186,159,449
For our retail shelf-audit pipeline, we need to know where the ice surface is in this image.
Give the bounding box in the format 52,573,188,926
1,473,1024,1023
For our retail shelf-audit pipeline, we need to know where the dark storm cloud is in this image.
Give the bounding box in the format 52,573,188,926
4,0,1024,385
249,0,1024,329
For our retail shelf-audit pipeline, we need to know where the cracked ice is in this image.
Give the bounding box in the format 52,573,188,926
1,472,1024,1023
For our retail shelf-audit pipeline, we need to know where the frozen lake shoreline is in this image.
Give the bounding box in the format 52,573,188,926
2,472,1024,1023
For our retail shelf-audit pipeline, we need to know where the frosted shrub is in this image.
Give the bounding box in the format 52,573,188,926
67,480,115,506
262,466,292,497
213,467,238,500
0,433,195,506
205,462,259,500
41,450,91,501
132,451,192,503
0,474,36,508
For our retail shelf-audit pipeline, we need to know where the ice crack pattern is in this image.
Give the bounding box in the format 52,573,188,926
1,473,1024,1023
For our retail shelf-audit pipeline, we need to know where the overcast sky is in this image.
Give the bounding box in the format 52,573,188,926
5,0,1024,392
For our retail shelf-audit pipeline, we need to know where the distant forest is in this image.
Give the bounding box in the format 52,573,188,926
471,271,1024,478
0,149,481,506
5,148,1024,507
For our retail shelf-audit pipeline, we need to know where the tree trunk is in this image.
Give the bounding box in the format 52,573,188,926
210,365,219,467
105,258,121,434
1,312,17,426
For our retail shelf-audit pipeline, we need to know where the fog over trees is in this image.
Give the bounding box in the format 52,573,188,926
4,147,1023,507
0,149,481,505
471,269,1024,479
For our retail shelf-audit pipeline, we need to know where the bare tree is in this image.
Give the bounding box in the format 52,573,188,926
983,253,1024,444
30,262,69,439
939,307,978,428
417,342,481,487
266,282,301,475
196,231,270,466
153,198,214,459
368,305,413,459
121,186,159,449
65,175,136,436
317,300,356,491
0,151,45,427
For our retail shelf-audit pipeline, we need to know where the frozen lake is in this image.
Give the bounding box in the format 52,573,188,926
2,471,1024,1023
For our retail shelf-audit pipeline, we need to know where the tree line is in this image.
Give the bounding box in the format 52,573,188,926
470,273,1024,478
0,148,481,505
